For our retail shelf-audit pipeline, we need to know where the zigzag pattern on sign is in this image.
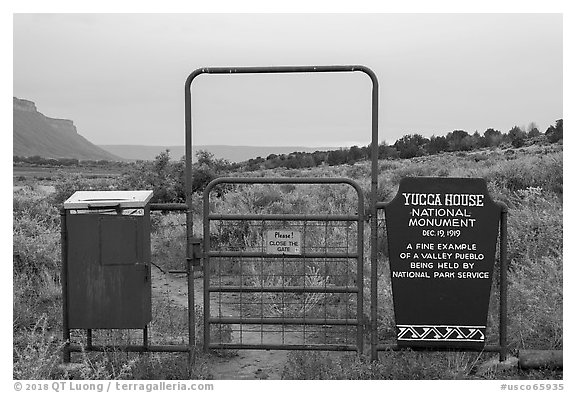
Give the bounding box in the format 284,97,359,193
397,325,486,342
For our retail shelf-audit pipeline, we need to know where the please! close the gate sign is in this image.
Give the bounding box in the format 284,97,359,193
265,230,302,255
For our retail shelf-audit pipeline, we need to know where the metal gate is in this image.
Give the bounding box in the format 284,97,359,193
60,64,510,366
185,66,378,355
202,177,364,353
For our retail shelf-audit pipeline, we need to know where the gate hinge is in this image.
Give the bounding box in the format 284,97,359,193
190,237,202,269
363,209,373,221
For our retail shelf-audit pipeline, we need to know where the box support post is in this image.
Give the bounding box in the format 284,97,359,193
60,208,71,363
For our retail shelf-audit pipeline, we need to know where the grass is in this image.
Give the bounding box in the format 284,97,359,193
13,143,563,379
282,350,563,380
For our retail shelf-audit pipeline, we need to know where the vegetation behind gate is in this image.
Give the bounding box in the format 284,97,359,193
13,142,562,379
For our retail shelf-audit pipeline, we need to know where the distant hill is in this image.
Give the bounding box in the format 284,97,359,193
98,144,334,163
13,97,122,161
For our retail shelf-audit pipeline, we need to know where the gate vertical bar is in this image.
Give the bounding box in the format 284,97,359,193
356,193,365,354
202,191,211,352
499,205,508,361
367,69,380,362
185,70,196,363
187,210,195,367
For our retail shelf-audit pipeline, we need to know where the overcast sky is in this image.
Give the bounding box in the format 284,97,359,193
13,13,562,147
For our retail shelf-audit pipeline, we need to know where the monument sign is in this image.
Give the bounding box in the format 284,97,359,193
384,177,502,349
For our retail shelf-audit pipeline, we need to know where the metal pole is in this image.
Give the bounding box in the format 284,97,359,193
60,209,70,363
187,237,196,372
356,194,365,355
499,205,508,362
369,70,380,362
67,344,191,353
185,66,196,367
202,189,211,352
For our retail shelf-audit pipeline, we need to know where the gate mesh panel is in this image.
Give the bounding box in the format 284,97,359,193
204,181,363,351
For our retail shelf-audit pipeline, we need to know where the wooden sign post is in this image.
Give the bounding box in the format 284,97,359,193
384,177,502,349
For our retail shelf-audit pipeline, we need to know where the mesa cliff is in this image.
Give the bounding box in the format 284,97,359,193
13,97,122,161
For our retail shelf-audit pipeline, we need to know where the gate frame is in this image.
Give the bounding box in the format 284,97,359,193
202,176,365,353
184,65,380,355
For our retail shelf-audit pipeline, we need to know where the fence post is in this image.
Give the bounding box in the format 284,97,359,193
369,71,379,363
60,208,71,363
499,205,508,362
186,209,196,372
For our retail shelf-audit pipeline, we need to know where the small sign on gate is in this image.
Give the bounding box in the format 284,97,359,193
265,230,302,255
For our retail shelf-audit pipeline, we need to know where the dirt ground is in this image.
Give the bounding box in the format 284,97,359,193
151,267,297,379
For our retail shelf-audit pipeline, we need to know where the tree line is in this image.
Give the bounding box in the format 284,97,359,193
13,155,130,168
241,119,563,170
41,118,562,205
14,119,562,177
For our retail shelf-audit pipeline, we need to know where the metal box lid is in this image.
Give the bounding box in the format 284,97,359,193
63,190,154,210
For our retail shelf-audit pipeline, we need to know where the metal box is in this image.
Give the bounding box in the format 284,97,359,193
63,190,153,329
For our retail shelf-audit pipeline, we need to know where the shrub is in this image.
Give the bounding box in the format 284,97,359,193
506,187,562,266
13,315,62,379
508,255,562,349
151,213,187,272
282,351,490,379
482,152,562,195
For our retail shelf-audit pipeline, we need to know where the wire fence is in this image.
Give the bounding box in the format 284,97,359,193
206,219,360,349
